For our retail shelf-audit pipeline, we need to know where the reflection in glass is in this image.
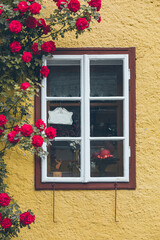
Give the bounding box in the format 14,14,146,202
90,101,123,137
90,60,123,97
47,141,81,177
47,101,81,137
47,60,80,97
90,140,123,177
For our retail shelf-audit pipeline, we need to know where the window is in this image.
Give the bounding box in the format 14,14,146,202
35,48,136,190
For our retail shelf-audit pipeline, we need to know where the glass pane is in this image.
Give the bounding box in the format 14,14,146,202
47,101,80,137
90,140,123,177
47,141,81,177
90,60,123,97
47,60,80,97
90,101,123,137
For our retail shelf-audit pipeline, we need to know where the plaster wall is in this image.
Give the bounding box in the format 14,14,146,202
5,0,160,239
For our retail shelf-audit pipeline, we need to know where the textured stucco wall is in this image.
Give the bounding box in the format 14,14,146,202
5,0,160,239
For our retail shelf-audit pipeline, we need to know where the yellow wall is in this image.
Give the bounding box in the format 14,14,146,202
5,0,160,239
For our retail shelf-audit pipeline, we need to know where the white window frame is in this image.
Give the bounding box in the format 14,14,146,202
41,54,130,183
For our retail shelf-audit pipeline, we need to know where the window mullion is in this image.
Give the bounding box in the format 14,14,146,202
83,55,90,182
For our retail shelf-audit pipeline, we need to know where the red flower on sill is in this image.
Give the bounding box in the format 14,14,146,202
41,41,56,53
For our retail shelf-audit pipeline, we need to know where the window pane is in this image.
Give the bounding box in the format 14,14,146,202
47,101,81,137
47,60,80,97
90,101,123,137
90,140,123,177
47,141,81,177
90,60,123,97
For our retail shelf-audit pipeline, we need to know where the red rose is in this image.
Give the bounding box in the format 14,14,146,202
18,1,29,13
88,0,101,11
25,16,37,28
40,66,50,77
0,193,11,207
0,128,4,136
68,0,80,12
20,211,35,225
1,218,12,229
20,124,33,137
7,131,19,144
9,41,21,53
30,2,41,14
31,43,41,55
27,0,35,2
0,6,3,15
13,125,20,133
0,115,7,127
20,82,31,90
32,135,44,147
41,41,56,53
56,0,68,10
75,18,88,31
45,126,57,139
35,119,46,132
21,52,32,63
53,0,58,2
9,20,23,34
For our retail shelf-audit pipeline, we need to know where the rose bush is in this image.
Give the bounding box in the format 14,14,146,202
0,0,101,238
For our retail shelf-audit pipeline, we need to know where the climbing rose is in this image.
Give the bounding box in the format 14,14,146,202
27,0,35,2
0,115,7,127
45,126,57,139
20,124,33,137
53,0,58,2
9,41,21,53
20,211,35,225
0,193,11,207
7,131,19,143
32,135,44,147
37,18,46,27
30,2,41,14
31,43,41,55
88,0,101,11
21,52,32,63
25,16,37,28
43,25,51,35
20,82,31,90
1,218,12,229
40,66,50,77
41,41,56,53
17,1,29,12
75,18,88,30
57,0,68,10
68,0,80,12
0,6,3,15
35,119,46,132
9,20,23,33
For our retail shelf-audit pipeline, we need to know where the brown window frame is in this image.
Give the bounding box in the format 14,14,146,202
35,47,136,190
